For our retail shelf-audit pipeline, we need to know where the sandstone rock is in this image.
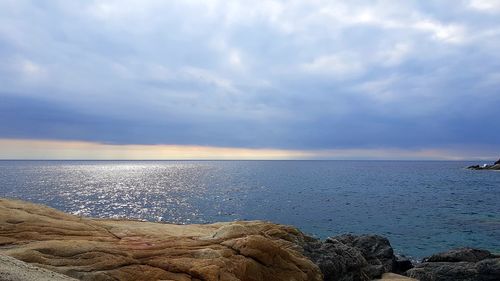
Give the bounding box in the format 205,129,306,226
0,198,322,281
0,254,78,281
406,248,500,281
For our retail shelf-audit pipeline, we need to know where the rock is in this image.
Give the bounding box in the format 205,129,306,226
333,234,396,273
406,248,500,281
393,255,413,274
468,159,500,170
303,238,370,281
424,247,497,263
0,198,322,281
0,254,78,281
372,273,418,281
302,234,401,281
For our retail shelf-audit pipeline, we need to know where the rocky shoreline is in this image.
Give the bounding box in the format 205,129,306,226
0,198,499,281
467,158,500,170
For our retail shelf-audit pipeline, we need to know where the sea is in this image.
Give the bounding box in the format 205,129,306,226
0,160,499,259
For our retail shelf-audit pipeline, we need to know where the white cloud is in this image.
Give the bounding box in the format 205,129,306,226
302,53,365,78
17,59,47,80
228,50,243,69
413,20,466,44
378,43,413,67
469,0,500,13
208,37,247,71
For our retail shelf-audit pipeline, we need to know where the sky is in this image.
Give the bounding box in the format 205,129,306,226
0,0,499,160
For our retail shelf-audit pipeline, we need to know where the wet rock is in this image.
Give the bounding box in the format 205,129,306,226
406,248,500,281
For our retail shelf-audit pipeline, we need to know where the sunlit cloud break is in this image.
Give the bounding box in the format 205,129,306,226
0,139,496,161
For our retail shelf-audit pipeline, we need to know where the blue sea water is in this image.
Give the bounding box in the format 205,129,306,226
0,160,499,258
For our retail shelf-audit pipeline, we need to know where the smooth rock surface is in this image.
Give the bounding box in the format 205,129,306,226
406,248,500,281
0,198,322,281
0,254,78,281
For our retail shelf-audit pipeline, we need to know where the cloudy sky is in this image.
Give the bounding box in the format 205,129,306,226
1,0,499,159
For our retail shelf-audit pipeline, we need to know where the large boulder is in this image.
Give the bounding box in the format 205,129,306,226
0,198,322,281
334,234,396,273
406,248,500,281
302,234,408,281
302,238,370,281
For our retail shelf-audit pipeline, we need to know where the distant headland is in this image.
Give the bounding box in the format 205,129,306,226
468,158,500,170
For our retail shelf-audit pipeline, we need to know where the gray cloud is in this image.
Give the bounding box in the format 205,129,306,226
0,0,499,151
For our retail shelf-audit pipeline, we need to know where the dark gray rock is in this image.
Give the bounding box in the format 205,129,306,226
424,247,496,263
394,255,414,274
407,261,479,281
303,238,370,281
468,159,500,170
333,234,396,273
406,248,500,281
302,234,402,281
477,258,500,280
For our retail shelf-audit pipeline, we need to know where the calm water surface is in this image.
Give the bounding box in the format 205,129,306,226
0,160,499,258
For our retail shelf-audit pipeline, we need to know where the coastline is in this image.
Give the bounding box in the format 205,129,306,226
467,159,500,170
1,198,498,281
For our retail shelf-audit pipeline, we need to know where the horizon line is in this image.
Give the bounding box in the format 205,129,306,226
0,158,486,162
